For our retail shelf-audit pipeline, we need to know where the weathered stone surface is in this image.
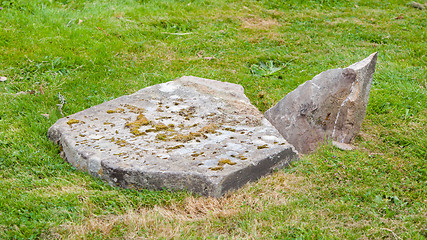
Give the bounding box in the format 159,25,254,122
265,53,377,153
332,141,355,151
48,76,298,197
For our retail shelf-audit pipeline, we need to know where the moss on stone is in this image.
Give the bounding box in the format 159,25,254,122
156,133,167,141
106,108,124,114
257,144,268,149
125,114,150,136
115,139,128,147
198,123,218,134
218,158,236,166
224,127,236,132
124,104,145,114
191,152,204,157
67,119,81,125
209,166,224,171
166,144,184,150
173,133,195,142
131,129,146,136
155,123,168,131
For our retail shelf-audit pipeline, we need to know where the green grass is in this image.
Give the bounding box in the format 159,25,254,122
0,0,426,239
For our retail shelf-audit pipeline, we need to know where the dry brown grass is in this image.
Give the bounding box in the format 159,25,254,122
240,15,281,30
55,172,307,239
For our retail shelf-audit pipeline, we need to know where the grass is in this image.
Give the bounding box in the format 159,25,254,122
0,0,426,238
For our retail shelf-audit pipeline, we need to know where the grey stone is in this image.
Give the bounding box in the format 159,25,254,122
332,141,355,151
265,53,377,154
48,76,298,197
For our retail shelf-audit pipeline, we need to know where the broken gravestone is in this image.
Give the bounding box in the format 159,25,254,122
265,52,378,154
48,76,298,197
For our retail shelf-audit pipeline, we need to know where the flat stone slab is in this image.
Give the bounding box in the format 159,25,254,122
48,76,298,197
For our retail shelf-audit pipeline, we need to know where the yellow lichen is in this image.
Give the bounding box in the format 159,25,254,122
209,166,224,171
198,123,218,134
191,152,204,157
125,114,150,136
190,132,204,137
218,158,236,166
178,106,196,119
67,119,81,125
113,152,126,156
124,104,144,114
224,127,236,132
103,122,115,127
173,134,195,142
156,133,167,141
131,129,146,136
238,155,248,160
257,144,268,149
115,139,128,147
106,108,124,114
155,123,168,131
166,144,184,150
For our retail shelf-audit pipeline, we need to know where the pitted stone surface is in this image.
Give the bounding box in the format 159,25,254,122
48,76,298,197
265,53,377,153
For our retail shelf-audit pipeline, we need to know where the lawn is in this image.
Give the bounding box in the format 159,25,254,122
0,0,426,239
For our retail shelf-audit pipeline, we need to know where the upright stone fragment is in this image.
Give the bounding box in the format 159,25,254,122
265,53,378,153
48,76,298,197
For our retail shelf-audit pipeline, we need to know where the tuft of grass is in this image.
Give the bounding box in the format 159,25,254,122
0,0,426,239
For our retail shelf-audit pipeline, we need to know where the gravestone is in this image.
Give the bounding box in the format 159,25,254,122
265,53,378,153
48,76,298,197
